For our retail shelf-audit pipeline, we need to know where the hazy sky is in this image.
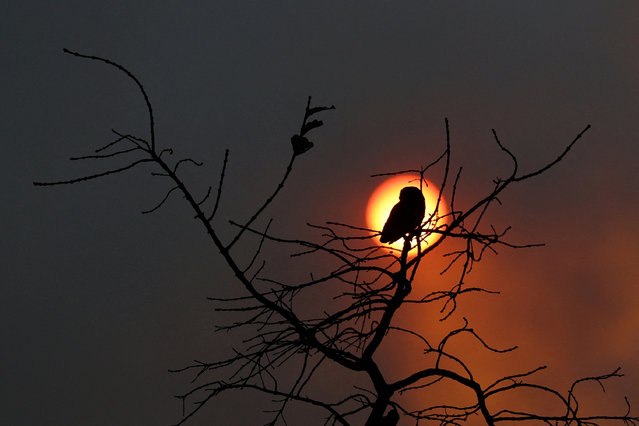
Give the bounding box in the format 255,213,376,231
3,2,638,425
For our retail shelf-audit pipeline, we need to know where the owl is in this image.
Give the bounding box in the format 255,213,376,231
380,186,426,244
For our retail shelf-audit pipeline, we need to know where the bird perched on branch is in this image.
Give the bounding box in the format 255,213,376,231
380,186,426,244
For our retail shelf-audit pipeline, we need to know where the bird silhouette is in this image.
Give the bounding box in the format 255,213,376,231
380,186,426,244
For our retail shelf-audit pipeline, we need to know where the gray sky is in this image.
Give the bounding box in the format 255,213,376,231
3,1,638,425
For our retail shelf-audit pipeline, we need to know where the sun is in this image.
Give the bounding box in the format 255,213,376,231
366,174,449,252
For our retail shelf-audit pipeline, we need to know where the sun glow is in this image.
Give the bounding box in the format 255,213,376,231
366,174,449,252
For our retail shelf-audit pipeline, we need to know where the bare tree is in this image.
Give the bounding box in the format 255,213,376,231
35,49,638,426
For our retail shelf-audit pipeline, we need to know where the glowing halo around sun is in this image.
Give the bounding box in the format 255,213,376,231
366,174,449,252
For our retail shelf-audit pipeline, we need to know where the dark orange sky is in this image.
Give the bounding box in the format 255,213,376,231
3,2,638,425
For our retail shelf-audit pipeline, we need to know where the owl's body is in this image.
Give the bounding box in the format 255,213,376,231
380,186,426,244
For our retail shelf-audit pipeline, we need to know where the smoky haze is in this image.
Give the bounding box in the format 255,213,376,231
2,1,638,424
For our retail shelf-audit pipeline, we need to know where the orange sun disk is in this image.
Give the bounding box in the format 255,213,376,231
366,174,449,252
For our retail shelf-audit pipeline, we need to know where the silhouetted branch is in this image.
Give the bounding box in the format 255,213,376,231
142,186,179,214
208,148,229,220
33,158,154,186
70,146,141,160
62,48,156,150
514,124,591,182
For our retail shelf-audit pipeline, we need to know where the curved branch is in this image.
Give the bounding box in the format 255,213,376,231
390,367,494,425
62,48,157,150
514,124,591,182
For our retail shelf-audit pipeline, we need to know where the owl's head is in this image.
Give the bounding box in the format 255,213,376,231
399,186,424,202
